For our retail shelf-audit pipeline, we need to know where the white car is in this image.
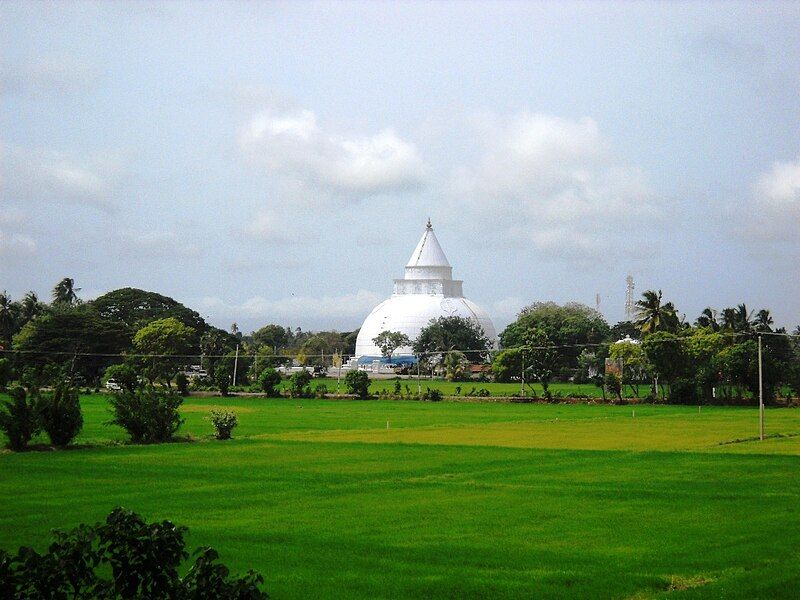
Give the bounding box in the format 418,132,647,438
105,379,122,391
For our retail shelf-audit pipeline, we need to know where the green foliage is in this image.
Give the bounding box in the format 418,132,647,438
604,372,622,403
714,341,783,404
107,388,184,443
90,287,208,334
0,387,39,450
51,277,80,307
175,372,189,396
633,290,680,334
200,329,236,380
313,384,329,399
344,370,370,398
413,316,491,360
289,370,312,398
641,332,689,394
214,365,230,397
103,363,139,392
251,324,289,351
372,330,411,361
427,388,443,402
36,383,83,447
0,358,11,390
210,409,238,440
258,368,281,396
0,507,266,599
443,351,469,381
500,302,610,373
133,317,197,387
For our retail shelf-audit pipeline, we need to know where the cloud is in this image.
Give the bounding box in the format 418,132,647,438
116,230,200,258
688,30,766,67
241,211,299,243
197,290,383,325
738,156,800,244
0,230,36,259
453,112,660,265
239,108,426,197
0,56,99,96
1,143,119,209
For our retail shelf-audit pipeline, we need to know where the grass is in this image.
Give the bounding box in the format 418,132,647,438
1,393,799,598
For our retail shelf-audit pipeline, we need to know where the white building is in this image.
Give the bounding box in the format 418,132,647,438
354,221,498,362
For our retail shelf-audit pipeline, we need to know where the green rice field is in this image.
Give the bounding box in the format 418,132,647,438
1,394,799,598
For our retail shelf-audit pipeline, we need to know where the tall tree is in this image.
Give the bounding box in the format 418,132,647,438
132,318,197,387
0,292,18,346
372,330,411,362
695,307,720,332
413,316,491,361
52,277,80,306
633,290,679,334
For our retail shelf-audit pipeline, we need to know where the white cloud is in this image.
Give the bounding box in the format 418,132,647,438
239,108,426,197
739,157,800,244
0,230,36,259
453,112,660,264
242,211,297,243
116,230,200,258
197,290,383,324
2,142,118,209
0,56,99,96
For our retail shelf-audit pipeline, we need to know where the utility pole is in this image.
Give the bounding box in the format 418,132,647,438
417,355,421,396
758,335,764,441
233,344,239,387
521,351,525,398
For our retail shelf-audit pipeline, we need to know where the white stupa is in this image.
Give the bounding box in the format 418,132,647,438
355,220,498,361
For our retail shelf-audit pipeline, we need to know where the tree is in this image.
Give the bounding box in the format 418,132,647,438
608,339,649,397
19,291,43,325
251,324,288,351
108,387,184,443
604,372,623,403
200,329,234,379
103,363,139,392
90,287,208,334
35,383,83,447
288,370,312,398
500,302,610,373
714,340,784,405
0,291,18,346
695,307,720,332
634,290,680,334
372,331,411,363
641,332,689,399
491,329,559,397
344,370,370,398
52,278,81,307
443,351,469,381
258,368,281,396
0,387,39,451
413,316,491,361
0,357,12,390
133,318,196,387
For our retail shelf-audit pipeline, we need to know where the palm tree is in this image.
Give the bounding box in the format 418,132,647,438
0,292,18,345
444,351,468,381
20,291,42,323
695,307,720,331
52,277,80,306
753,309,773,333
633,290,678,334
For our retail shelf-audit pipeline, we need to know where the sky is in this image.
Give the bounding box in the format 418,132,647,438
2,1,800,334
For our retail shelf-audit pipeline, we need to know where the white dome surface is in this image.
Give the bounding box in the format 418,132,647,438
355,221,498,358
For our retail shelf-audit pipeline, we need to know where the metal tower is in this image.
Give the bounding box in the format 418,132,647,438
624,275,635,320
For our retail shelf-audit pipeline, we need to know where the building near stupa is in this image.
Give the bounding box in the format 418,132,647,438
354,221,498,363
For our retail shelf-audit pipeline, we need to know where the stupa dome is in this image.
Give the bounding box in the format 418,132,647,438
354,221,498,360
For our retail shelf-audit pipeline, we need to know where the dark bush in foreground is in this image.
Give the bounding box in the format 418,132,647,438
344,370,370,399
258,367,281,396
36,383,83,447
0,387,39,451
0,507,267,599
288,370,312,398
108,388,184,443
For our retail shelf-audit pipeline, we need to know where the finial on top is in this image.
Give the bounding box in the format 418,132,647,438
426,218,432,230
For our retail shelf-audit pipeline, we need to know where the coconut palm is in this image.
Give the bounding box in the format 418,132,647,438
0,292,18,345
443,350,469,381
753,309,773,333
633,290,679,334
52,277,80,306
19,291,43,323
695,307,720,331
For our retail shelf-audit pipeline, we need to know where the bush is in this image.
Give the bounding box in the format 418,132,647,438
108,388,184,443
103,363,139,392
0,507,267,599
604,372,623,403
669,378,699,405
209,409,238,440
175,372,189,396
313,384,328,399
214,366,230,397
36,384,83,447
289,370,312,398
428,388,443,402
344,370,370,399
0,387,39,451
258,368,281,396
0,358,12,390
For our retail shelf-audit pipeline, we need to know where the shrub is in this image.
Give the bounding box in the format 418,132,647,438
476,388,491,397
0,387,39,451
604,372,623,403
36,384,83,447
258,368,281,396
209,409,238,440
313,384,328,399
428,388,443,402
0,507,267,599
344,370,370,399
393,379,402,396
103,363,139,392
0,358,12,390
108,388,184,443
289,370,312,398
214,366,230,397
175,372,189,396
